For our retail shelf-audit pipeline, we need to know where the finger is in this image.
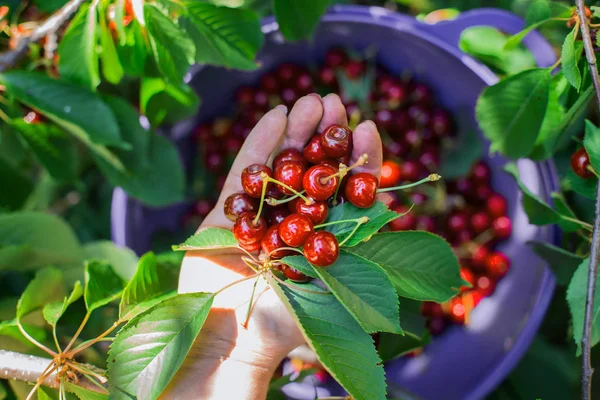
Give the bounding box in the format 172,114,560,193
281,94,324,150
317,93,348,133
351,120,383,179
202,106,288,228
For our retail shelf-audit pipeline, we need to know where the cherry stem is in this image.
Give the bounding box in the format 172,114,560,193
377,174,442,193
25,363,57,400
588,164,600,180
63,311,91,353
242,277,260,329
67,320,122,357
242,256,261,273
315,217,369,229
266,191,305,206
237,245,260,263
214,272,263,297
322,154,368,184
17,321,57,356
269,246,304,257
268,271,330,295
339,217,369,247
67,361,107,385
262,173,313,205
253,178,269,225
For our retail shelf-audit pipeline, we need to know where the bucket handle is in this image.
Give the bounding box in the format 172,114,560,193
418,8,556,68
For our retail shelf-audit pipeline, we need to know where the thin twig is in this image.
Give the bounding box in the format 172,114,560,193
575,2,600,399
0,0,85,71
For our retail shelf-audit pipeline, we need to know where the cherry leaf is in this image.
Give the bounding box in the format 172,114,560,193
173,227,238,251
84,261,125,312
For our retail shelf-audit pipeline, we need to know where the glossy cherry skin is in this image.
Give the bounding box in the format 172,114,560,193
274,161,305,195
470,211,491,234
233,211,267,247
471,246,489,270
235,87,255,107
345,60,365,79
241,164,272,198
304,231,339,267
460,267,476,292
487,194,507,218
282,265,310,282
319,66,337,88
345,173,379,208
415,215,437,232
324,47,348,67
320,125,353,158
265,205,290,226
448,297,466,324
475,275,496,296
303,134,328,164
303,164,339,201
571,148,594,178
273,148,306,169
380,160,402,188
410,83,432,104
224,192,257,222
265,185,285,200
447,212,469,233
261,225,293,259
278,214,314,247
492,216,512,239
401,160,422,182
426,317,447,336
430,108,452,137
389,205,417,231
421,301,444,318
296,198,328,225
471,161,491,184
260,72,279,94
486,251,511,279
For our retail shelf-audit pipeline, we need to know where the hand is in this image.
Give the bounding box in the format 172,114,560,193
163,93,382,400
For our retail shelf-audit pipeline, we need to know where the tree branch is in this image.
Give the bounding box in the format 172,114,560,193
576,2,600,399
0,0,85,72
0,349,105,393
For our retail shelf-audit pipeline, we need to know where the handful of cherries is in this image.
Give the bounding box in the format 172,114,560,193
224,123,437,281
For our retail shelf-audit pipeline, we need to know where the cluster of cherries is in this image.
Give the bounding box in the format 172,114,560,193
225,124,393,278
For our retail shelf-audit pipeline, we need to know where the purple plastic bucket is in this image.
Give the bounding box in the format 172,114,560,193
111,6,559,400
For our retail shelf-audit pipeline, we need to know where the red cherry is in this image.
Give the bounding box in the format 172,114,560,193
487,194,507,218
282,265,310,282
430,108,452,137
345,60,365,79
410,192,428,206
410,83,432,104
401,160,422,182
224,193,257,222
266,185,285,200
451,177,473,196
408,104,432,126
235,87,255,107
279,214,314,247
403,129,422,149
276,63,299,85
471,161,491,184
225,137,242,154
194,199,213,218
260,72,279,94
384,141,408,158
205,151,225,172
485,251,511,279
320,125,353,158
426,317,447,335
419,148,440,168
303,164,339,201
473,184,493,203
460,267,476,292
380,160,402,188
421,301,444,318
288,197,302,213
304,231,339,267
475,275,496,297
416,215,437,232
454,230,473,246
296,198,328,225
449,297,466,324
345,173,378,208
492,216,512,239
261,225,293,259
233,211,267,247
303,134,328,164
471,246,489,270
241,164,272,198
319,66,337,88
392,110,413,134
375,109,393,131
389,205,417,231
385,83,407,106
265,205,290,226
470,211,491,234
376,75,395,94
296,72,314,94
274,162,306,195
192,123,212,143
465,289,486,307
447,212,469,233
282,87,299,107
324,47,348,68
571,148,594,178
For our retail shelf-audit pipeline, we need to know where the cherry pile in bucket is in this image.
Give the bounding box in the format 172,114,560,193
184,47,514,340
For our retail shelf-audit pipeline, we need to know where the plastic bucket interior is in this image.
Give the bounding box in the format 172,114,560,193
110,6,559,400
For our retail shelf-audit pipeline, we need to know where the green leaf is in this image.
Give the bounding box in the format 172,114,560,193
83,241,139,281
273,0,330,41
119,252,180,320
476,68,550,158
84,261,125,312
584,120,600,173
64,383,108,400
505,163,587,231
567,257,600,355
0,71,124,148
32,0,68,13
440,129,482,179
99,3,124,85
182,1,263,70
529,241,584,285
0,320,47,347
17,267,66,320
145,4,195,83
0,212,83,271
324,201,401,247
268,278,386,400
279,255,319,278
94,96,185,206
346,232,462,302
42,281,83,328
11,120,78,182
140,77,200,127
504,20,548,51
0,157,33,210
173,227,238,251
526,0,551,25
530,74,568,159
377,331,422,362
550,192,582,232
566,166,597,199
58,3,100,90
108,293,214,400
290,251,402,334
562,27,583,90
116,19,147,75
